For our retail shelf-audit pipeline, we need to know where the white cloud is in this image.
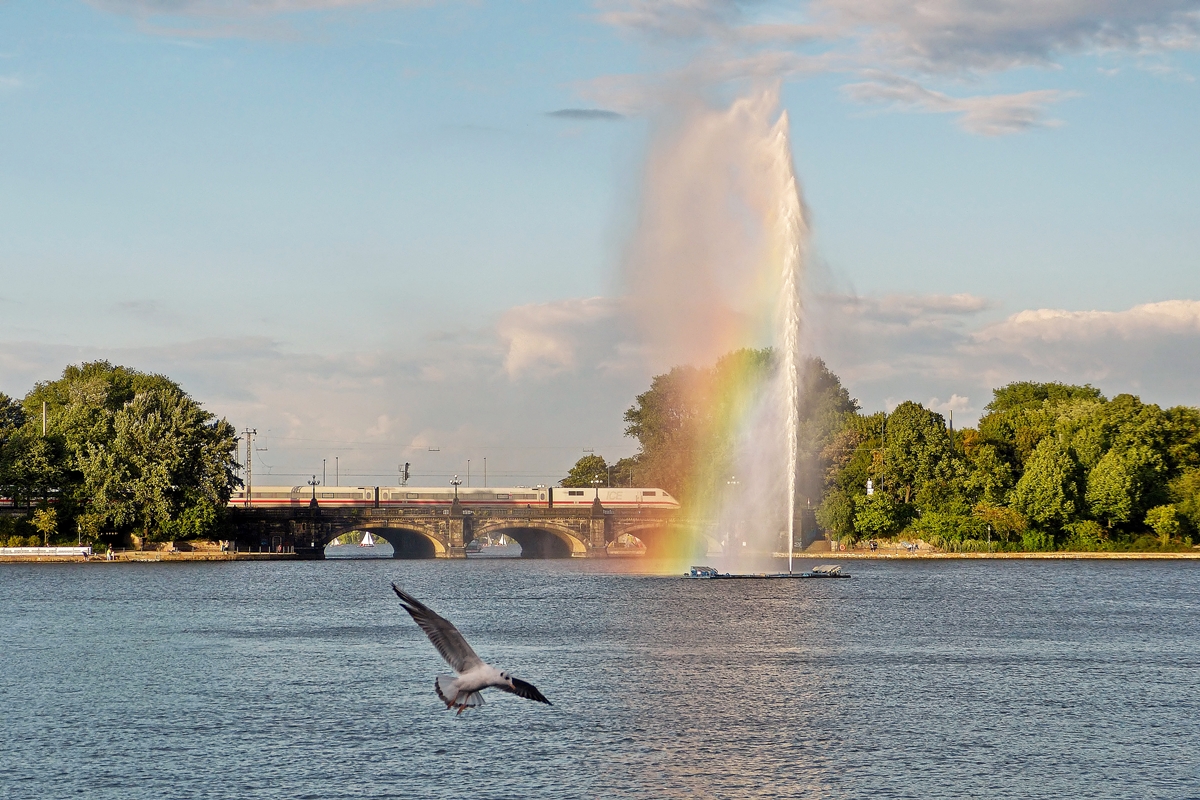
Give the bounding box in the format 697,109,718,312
843,73,1075,135
6,294,1195,473
976,299,1200,343
496,297,629,379
809,293,1200,423
596,0,1200,134
926,394,972,416
86,0,409,38
88,0,388,15
0,298,651,486
817,0,1200,73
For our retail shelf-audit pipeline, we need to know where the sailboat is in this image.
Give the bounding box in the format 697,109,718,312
358,531,376,548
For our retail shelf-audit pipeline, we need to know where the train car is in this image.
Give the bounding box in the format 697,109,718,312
378,487,549,509
227,485,679,510
228,486,378,508
550,487,680,510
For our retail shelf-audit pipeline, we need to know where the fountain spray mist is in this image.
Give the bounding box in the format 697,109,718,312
622,88,808,568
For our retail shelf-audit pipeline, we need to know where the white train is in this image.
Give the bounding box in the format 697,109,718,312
228,485,680,510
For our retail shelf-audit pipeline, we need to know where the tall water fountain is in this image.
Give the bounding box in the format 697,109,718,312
623,88,809,570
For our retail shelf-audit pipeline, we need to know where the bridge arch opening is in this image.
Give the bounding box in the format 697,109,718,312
375,528,442,559
617,526,713,559
473,525,586,559
323,526,446,559
374,527,446,561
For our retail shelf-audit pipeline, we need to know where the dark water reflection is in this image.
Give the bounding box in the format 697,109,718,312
1,559,1197,799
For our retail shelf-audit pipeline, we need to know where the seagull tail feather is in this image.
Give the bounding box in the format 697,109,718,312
435,674,484,714
435,674,458,708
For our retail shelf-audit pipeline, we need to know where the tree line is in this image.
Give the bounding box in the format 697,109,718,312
565,349,1200,551
0,362,239,547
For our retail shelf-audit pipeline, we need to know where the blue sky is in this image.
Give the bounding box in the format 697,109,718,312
2,0,1199,486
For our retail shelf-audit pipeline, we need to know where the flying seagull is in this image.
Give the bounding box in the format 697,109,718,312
391,583,551,714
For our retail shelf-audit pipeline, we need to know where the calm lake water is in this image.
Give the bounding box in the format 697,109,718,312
2,558,1198,799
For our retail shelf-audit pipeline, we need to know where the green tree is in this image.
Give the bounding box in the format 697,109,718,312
608,456,639,488
1144,504,1182,546
3,428,64,507
883,401,957,505
1085,446,1166,528
0,393,24,499
1169,468,1200,534
75,383,238,543
31,507,57,546
972,501,1027,544
796,358,860,501
16,361,239,543
961,442,1014,505
1011,437,1079,532
977,382,1105,470
623,348,774,503
1063,519,1108,551
623,351,858,507
815,487,855,541
1164,406,1200,472
561,455,609,488
854,492,901,538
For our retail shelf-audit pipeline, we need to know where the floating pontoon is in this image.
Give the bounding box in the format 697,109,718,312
685,564,850,579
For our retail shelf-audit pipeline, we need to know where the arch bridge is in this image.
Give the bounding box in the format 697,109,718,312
226,503,684,559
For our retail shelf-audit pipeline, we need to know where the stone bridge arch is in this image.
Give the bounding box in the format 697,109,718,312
470,519,589,558
325,519,451,559
612,521,719,558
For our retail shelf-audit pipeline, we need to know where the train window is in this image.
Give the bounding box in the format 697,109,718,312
514,494,536,500
539,493,545,500
495,494,511,500
407,493,419,500
567,490,584,496
643,491,657,496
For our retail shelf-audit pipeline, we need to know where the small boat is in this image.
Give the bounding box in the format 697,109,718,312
359,531,376,548
465,534,522,558
607,533,647,558
684,564,850,579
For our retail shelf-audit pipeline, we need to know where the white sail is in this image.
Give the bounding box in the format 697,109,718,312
359,531,376,547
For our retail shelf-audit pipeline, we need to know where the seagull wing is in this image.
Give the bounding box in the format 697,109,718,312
392,584,484,673
497,677,551,705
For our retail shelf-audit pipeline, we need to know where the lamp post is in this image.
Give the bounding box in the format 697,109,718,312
451,475,462,501
592,475,602,501
308,475,320,508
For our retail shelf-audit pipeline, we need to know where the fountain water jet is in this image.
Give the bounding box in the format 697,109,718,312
771,114,805,573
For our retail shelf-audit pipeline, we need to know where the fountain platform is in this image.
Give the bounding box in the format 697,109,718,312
684,565,850,579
